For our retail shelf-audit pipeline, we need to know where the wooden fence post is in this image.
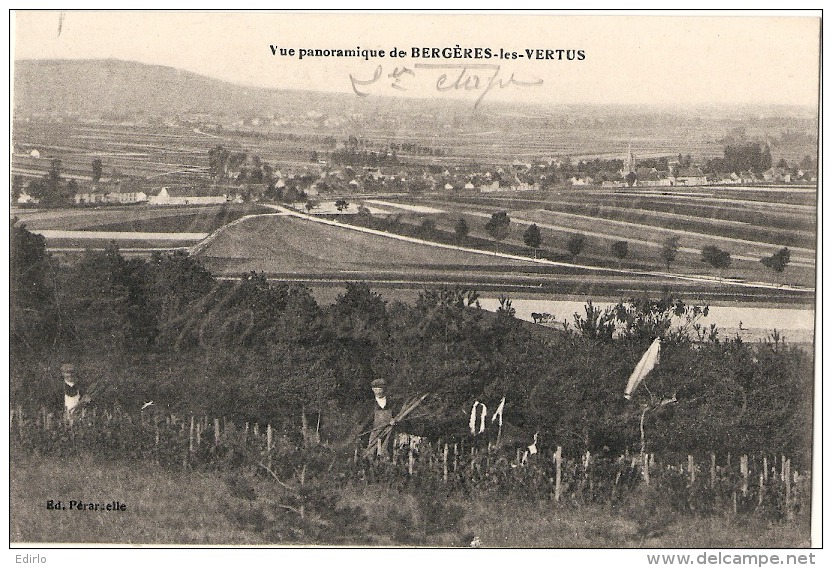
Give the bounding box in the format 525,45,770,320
554,446,562,502
408,441,415,476
443,443,449,483
643,451,650,485
214,418,221,446
187,415,195,468
758,470,765,507
189,415,195,456
267,424,273,471
710,453,716,489
784,458,792,520
763,455,768,483
688,455,695,487
584,451,593,492
740,455,749,497
453,443,458,472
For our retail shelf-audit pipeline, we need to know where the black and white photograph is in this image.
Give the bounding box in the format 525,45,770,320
8,9,821,554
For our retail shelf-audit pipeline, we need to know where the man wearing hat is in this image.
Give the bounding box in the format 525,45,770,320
365,378,402,458
61,363,81,416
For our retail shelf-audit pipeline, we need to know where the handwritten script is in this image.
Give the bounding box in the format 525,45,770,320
349,64,543,108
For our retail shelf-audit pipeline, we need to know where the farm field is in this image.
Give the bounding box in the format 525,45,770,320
196,213,540,276
12,204,264,232
376,190,816,290
11,120,322,184
13,106,819,182
190,209,813,308
11,114,817,302
11,204,269,252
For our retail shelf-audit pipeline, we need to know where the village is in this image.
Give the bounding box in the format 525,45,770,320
11,139,818,208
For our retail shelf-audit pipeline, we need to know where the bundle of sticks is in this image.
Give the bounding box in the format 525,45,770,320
363,393,428,459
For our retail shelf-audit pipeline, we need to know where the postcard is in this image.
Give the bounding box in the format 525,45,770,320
8,9,821,559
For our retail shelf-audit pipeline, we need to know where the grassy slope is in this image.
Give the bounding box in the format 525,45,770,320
11,454,810,547
10,454,262,545
197,215,539,275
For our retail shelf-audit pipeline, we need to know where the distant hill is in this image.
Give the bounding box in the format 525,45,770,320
13,58,298,117
15,58,818,122
11,58,817,164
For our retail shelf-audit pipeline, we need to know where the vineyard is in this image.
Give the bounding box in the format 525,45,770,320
10,404,811,545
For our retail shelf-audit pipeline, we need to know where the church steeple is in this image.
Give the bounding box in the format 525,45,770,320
622,143,636,176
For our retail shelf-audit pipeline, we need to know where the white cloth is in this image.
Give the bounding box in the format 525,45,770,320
624,338,661,399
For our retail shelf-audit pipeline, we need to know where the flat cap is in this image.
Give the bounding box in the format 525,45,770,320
370,378,386,388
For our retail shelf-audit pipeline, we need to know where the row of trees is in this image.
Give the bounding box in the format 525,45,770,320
473,213,791,274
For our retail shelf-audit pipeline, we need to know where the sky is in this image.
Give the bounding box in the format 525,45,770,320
12,11,821,108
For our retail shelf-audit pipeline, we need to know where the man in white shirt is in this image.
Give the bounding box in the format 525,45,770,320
61,363,81,416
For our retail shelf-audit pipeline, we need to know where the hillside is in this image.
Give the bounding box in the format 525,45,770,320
11,59,818,166
13,58,302,117
11,58,474,121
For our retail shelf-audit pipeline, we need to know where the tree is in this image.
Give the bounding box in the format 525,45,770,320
355,205,373,225
11,176,23,201
611,240,628,268
11,219,57,349
799,155,816,172
484,212,511,253
48,158,62,185
625,171,637,187
335,199,349,212
701,245,731,270
722,142,772,174
305,200,318,213
66,179,79,200
91,158,103,183
454,218,469,242
566,233,586,260
523,224,542,258
660,236,680,269
418,218,437,236
208,145,230,179
761,247,790,273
